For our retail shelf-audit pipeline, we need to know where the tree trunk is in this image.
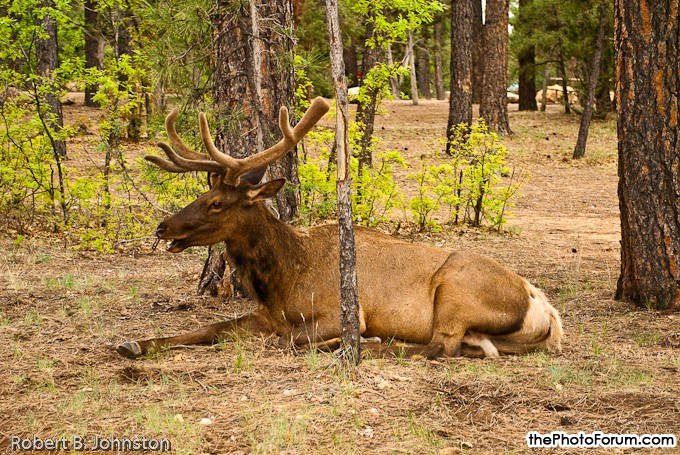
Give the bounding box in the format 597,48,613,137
517,0,537,111
408,30,419,105
83,0,103,107
595,47,613,118
326,0,361,366
471,0,484,104
344,38,359,87
433,19,445,100
201,0,297,297
540,60,550,111
556,47,571,114
416,30,431,100
446,0,473,153
35,0,67,159
479,0,511,135
614,0,680,310
355,16,380,170
387,43,401,98
572,1,608,160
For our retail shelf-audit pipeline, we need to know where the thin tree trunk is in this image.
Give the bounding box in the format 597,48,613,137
344,38,359,87
446,0,473,153
326,0,361,366
387,43,401,98
615,0,680,310
83,0,103,107
556,47,571,114
540,61,550,111
408,30,419,105
595,47,613,118
416,29,431,99
433,19,445,100
572,1,608,160
480,0,511,135
355,16,379,170
471,0,484,104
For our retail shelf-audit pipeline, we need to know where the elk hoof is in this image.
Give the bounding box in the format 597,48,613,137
116,341,142,358
360,336,382,344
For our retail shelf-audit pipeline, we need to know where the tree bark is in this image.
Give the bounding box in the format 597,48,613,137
200,0,297,296
83,0,103,107
516,0,537,111
326,0,361,366
614,0,680,310
471,0,484,104
556,47,571,114
387,43,401,98
416,30,431,99
540,60,550,111
433,19,445,100
480,0,511,135
355,16,379,169
572,0,608,160
408,30,419,105
35,0,67,159
344,38,359,87
446,0,473,153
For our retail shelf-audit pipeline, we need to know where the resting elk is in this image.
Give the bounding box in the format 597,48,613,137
116,97,563,359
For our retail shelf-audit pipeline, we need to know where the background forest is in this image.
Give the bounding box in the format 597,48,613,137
0,0,613,250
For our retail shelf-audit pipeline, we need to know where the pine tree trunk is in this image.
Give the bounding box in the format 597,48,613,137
556,47,571,114
471,0,484,105
344,38,359,87
83,0,103,107
416,29,431,100
433,19,445,100
387,43,401,98
517,0,537,112
326,0,361,366
480,0,511,135
595,51,613,118
446,0,473,153
540,61,550,111
200,0,297,297
615,0,680,310
35,0,67,159
572,0,608,160
355,16,380,169
408,30,419,105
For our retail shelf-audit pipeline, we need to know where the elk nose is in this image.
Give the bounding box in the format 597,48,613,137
155,223,167,238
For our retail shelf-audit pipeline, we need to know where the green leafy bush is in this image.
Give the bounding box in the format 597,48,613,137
408,120,528,231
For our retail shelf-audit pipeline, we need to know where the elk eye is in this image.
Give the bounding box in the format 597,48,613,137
210,201,222,210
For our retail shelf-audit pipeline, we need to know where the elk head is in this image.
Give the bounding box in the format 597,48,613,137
146,98,330,252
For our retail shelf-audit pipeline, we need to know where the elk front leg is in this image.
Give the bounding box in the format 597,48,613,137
116,306,275,358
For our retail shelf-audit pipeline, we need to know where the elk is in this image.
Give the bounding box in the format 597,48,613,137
117,98,563,359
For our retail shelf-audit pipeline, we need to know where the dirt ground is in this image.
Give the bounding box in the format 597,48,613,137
1,100,679,454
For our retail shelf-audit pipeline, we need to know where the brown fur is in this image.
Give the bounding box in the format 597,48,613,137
117,178,563,359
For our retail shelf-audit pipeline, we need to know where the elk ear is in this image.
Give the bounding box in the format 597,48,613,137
208,172,223,188
240,166,268,185
247,179,286,201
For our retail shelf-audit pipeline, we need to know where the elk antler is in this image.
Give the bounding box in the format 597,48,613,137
146,97,330,184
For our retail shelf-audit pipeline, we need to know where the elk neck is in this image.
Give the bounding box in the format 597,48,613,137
223,201,307,304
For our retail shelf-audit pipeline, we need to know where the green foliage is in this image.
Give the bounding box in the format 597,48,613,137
298,129,407,227
408,120,527,231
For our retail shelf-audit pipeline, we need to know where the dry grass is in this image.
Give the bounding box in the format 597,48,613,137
1,101,678,454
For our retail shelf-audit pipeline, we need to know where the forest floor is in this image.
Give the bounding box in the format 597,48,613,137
1,100,679,454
